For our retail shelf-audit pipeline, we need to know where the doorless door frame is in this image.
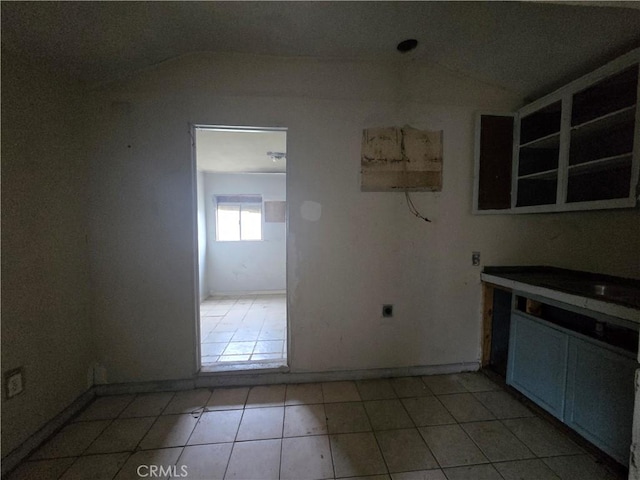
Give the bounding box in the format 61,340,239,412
189,123,289,374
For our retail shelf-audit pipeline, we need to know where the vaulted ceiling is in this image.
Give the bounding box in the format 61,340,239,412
4,2,639,173
3,1,640,100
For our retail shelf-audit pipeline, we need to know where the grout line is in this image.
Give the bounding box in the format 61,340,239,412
66,416,118,461
278,399,287,479
221,395,249,480
94,399,161,480
48,452,82,479
325,406,337,480
178,392,211,458
358,394,391,477
158,392,177,416
101,452,134,480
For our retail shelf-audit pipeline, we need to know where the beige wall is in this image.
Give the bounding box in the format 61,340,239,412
2,49,638,460
88,53,639,382
1,56,93,458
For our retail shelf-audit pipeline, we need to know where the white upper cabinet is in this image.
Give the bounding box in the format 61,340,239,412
474,48,640,214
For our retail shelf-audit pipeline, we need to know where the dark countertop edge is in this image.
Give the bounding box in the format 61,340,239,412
482,266,640,310
483,266,640,288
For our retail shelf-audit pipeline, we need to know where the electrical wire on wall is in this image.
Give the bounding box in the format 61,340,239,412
400,125,432,223
395,39,433,223
405,191,431,222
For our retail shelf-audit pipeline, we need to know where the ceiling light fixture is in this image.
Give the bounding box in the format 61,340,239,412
397,39,418,53
267,151,286,162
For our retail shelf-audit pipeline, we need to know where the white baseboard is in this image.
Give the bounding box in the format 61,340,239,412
94,378,197,396
194,362,479,388
209,289,286,297
1,388,95,477
86,362,480,394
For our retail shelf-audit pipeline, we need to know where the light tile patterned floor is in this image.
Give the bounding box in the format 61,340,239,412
200,294,287,366
8,373,626,480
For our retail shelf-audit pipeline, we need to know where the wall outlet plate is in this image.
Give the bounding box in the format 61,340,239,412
5,367,24,399
472,251,481,266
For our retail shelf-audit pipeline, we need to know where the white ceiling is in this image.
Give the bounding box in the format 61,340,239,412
195,128,287,174
5,2,638,174
2,2,639,99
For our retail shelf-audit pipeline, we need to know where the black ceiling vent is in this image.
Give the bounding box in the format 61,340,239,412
397,39,418,53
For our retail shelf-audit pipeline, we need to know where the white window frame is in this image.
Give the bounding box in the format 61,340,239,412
215,195,263,241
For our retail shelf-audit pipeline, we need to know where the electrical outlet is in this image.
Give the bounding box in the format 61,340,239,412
5,368,24,399
472,251,481,266
382,304,394,318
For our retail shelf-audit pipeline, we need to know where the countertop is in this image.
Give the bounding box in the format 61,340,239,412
481,266,640,324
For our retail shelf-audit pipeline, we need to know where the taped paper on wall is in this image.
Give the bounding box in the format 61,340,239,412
361,126,443,192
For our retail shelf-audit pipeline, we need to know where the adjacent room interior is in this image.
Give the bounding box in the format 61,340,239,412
2,2,639,480
195,127,288,371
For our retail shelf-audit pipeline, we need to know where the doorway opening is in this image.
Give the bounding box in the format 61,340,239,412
194,126,287,373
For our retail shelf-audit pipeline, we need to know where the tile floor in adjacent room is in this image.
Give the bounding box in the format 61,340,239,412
200,294,287,369
8,372,626,480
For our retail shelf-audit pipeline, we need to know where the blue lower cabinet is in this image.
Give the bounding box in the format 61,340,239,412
565,336,636,465
507,313,569,419
507,311,637,466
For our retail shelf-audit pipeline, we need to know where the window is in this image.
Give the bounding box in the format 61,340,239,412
215,195,262,241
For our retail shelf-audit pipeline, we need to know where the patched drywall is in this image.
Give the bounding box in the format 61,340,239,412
87,52,639,383
360,126,443,192
300,201,322,222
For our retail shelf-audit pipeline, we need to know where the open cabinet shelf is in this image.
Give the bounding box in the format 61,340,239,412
474,48,640,214
571,65,638,127
518,168,559,180
519,100,562,145
567,158,633,204
569,106,635,168
571,104,636,137
518,142,560,177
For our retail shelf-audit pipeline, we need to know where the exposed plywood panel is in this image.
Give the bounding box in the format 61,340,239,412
361,126,443,192
482,284,495,367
